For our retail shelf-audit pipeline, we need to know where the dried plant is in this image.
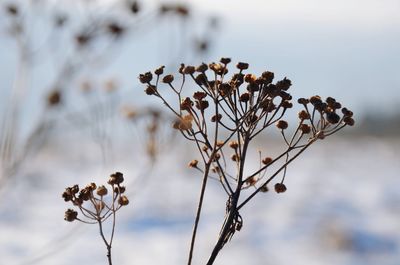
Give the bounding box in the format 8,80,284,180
140,58,355,264
62,172,129,265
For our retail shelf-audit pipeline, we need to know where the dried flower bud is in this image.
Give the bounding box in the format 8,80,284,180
297,98,309,105
47,89,62,106
236,62,249,70
155,66,165,75
193,91,207,100
196,63,208,72
129,1,140,14
195,100,209,111
229,141,239,149
71,185,79,194
276,78,291,91
341,108,353,117
183,66,196,75
231,154,239,162
108,172,124,185
274,183,287,193
282,100,293,109
245,176,257,186
180,97,193,111
64,209,78,222
188,159,198,168
343,116,355,126
195,73,208,86
62,190,73,202
139,72,153,83
239,93,250,102
202,145,208,152
114,186,126,194
300,124,311,134
261,71,274,84
310,95,322,105
96,185,108,196
262,157,273,165
173,115,193,130
216,141,224,148
220,57,231,65
211,114,222,122
244,74,257,83
276,120,288,130
326,112,340,124
118,195,129,206
298,110,310,120
145,85,157,95
162,74,174,83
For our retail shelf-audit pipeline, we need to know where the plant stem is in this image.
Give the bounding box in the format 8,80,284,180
187,162,212,265
98,220,112,265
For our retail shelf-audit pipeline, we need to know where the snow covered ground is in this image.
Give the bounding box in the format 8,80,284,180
0,133,399,265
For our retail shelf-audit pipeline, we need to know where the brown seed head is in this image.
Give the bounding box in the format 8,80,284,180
188,160,198,168
326,112,341,124
211,114,222,122
297,98,309,105
229,141,239,149
183,66,196,75
220,57,231,65
118,195,129,206
236,62,249,70
274,183,287,193
64,209,78,222
47,90,62,106
276,120,288,130
162,74,174,83
298,110,310,120
239,93,250,102
96,185,108,196
139,72,153,84
343,116,355,126
145,85,157,95
276,77,292,91
196,63,208,72
262,157,273,165
154,65,165,75
261,71,274,84
300,124,311,134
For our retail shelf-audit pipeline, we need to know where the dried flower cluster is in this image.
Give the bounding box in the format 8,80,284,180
62,172,128,265
140,58,354,265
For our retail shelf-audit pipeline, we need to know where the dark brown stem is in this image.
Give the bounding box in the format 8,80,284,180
187,162,212,265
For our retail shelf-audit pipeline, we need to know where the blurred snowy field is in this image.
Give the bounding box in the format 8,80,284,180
0,134,399,265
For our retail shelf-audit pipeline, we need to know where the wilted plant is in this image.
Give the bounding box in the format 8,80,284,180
140,58,354,264
62,172,129,265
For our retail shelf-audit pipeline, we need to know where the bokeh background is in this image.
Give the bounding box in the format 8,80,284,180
0,0,399,264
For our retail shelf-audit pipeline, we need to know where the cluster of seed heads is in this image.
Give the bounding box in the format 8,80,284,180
63,172,129,223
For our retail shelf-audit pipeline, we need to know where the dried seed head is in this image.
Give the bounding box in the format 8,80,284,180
276,77,292,91
261,71,274,84
236,62,249,70
129,1,140,14
145,85,157,95
276,120,288,130
343,116,355,126
183,66,196,75
297,98,309,105
107,22,125,37
231,154,239,162
193,91,207,100
154,65,165,75
180,97,193,111
196,63,208,72
229,141,239,149
62,189,73,202
173,115,193,130
310,95,322,105
202,145,208,152
162,74,174,84
114,186,126,194
64,209,78,222
195,73,208,86
245,176,257,186
96,185,108,196
239,93,250,102
341,108,353,117
139,72,153,84
216,141,224,148
326,112,341,124
71,185,79,194
220,57,231,65
108,172,124,185
211,114,222,122
47,89,62,106
118,195,129,206
274,183,287,193
195,100,209,111
244,74,257,83
298,110,310,120
282,100,293,109
188,159,198,168
262,157,273,165
300,124,311,134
